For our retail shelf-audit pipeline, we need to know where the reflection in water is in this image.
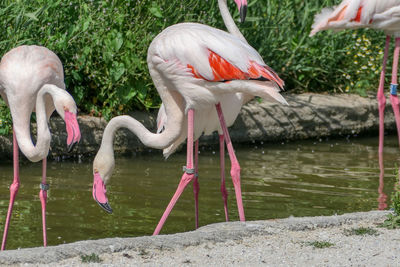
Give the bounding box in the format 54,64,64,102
0,135,398,249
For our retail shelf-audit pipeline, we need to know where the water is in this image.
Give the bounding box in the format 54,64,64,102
0,135,398,250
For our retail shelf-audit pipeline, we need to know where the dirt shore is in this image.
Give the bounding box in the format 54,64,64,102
1,211,398,266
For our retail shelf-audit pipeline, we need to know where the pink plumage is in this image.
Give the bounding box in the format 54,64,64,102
93,0,287,236
0,45,81,249
310,0,400,36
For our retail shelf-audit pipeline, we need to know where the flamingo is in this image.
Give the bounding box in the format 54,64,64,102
310,0,400,157
156,0,261,228
92,0,287,235
0,45,81,249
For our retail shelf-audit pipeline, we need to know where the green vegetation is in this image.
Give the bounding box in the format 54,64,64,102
381,185,400,229
0,0,388,135
306,241,335,249
80,253,102,263
343,227,379,236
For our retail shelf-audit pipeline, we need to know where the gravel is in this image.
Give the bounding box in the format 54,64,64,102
2,211,399,266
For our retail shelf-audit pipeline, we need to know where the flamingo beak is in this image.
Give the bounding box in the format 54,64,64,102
65,111,81,153
93,172,113,214
240,2,247,23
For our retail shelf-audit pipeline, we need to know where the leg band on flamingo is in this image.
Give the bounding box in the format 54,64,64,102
40,183,50,191
391,84,398,96
183,166,195,174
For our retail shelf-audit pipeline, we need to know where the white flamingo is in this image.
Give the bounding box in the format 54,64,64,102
310,0,400,155
92,0,287,235
156,0,269,228
0,45,81,249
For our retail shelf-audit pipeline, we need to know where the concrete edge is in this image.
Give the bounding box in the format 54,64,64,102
0,211,390,265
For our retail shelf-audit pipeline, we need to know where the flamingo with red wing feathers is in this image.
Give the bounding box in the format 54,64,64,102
311,0,400,155
92,0,287,235
156,0,284,229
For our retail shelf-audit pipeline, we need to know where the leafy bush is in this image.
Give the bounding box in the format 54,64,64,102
0,0,389,134
382,184,400,229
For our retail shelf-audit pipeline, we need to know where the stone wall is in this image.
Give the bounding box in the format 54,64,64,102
0,93,395,160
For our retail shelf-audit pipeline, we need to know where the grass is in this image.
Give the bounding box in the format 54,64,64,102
138,249,149,256
0,0,389,135
80,253,102,263
343,227,379,236
381,185,400,229
306,241,334,249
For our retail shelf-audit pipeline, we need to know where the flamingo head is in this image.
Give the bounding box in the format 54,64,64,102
234,0,248,23
92,149,115,214
52,88,81,152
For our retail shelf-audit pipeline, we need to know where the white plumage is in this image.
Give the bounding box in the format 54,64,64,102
311,0,400,36
154,23,286,157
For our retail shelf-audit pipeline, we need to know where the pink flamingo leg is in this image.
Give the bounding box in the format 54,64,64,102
219,134,229,221
1,130,20,250
377,36,391,154
193,140,200,229
377,151,387,210
39,158,48,247
153,109,196,235
390,37,400,148
215,103,245,221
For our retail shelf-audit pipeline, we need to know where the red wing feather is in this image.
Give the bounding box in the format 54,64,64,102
188,50,284,88
352,6,363,22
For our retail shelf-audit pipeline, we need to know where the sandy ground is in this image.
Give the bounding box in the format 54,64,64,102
1,211,399,266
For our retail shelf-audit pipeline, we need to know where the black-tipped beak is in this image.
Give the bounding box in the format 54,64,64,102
67,140,77,153
240,4,247,23
96,199,113,214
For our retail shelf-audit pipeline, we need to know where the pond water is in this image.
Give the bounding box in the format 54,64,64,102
0,135,398,250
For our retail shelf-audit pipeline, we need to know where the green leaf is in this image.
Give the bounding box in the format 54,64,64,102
111,62,125,82
117,86,137,103
83,20,90,32
114,32,123,51
24,12,38,21
149,3,163,18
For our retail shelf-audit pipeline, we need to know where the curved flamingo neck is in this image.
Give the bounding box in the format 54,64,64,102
94,66,185,180
218,0,247,43
15,85,64,162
